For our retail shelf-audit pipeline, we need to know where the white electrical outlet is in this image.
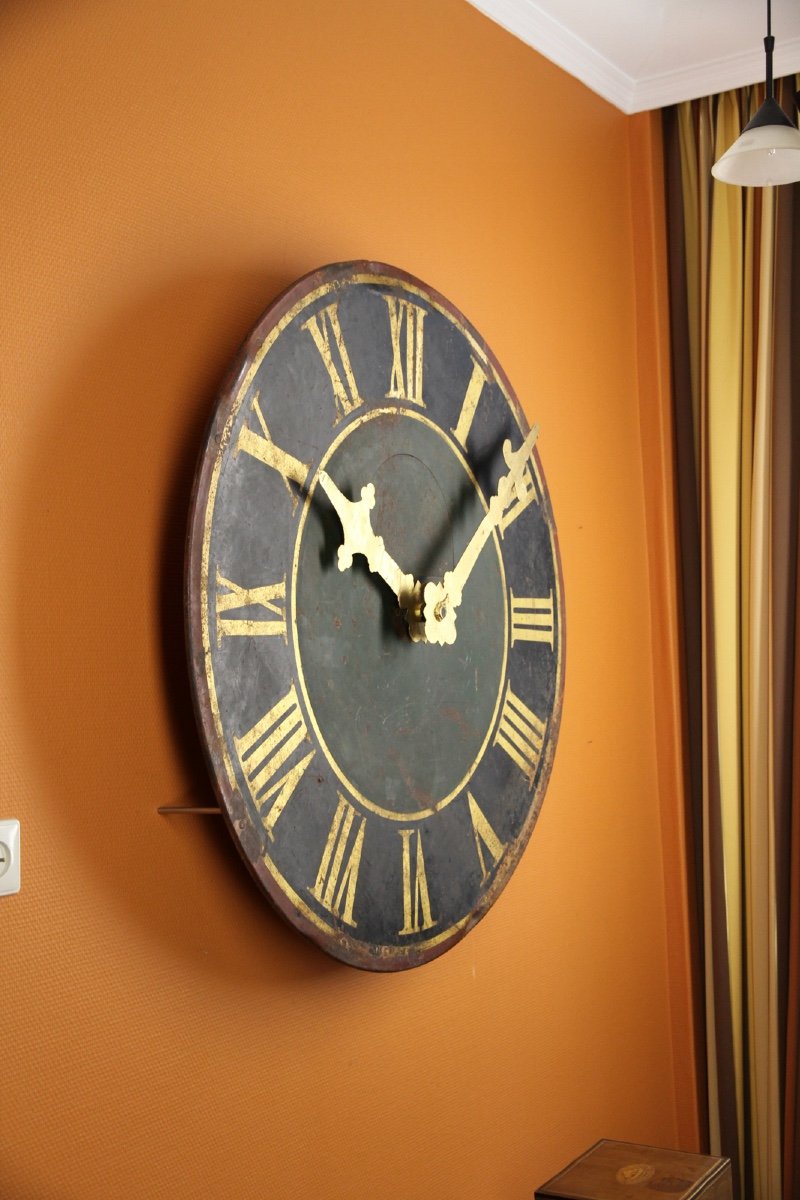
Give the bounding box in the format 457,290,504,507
0,820,20,895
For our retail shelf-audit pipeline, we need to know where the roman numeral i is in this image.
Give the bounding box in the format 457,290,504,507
451,356,488,450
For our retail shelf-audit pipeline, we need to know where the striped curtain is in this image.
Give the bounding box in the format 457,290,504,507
663,80,800,1200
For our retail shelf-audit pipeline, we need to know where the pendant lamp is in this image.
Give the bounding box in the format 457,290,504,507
712,0,800,186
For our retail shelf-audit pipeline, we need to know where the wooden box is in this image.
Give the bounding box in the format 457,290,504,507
535,1140,732,1199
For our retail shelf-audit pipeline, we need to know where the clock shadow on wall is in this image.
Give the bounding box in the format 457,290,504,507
12,268,340,985
12,262,563,978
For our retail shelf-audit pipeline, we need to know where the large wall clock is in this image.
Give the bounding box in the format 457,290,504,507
186,261,564,970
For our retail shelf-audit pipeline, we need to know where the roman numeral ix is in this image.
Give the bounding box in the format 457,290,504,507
216,570,287,642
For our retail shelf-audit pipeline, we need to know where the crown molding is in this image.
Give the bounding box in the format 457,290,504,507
468,0,800,114
631,40,800,112
467,0,636,111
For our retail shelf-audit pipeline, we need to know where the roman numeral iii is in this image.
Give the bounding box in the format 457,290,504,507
215,570,287,642
384,295,425,406
310,794,366,927
398,828,435,936
494,682,546,784
234,684,314,838
510,590,554,648
303,302,362,420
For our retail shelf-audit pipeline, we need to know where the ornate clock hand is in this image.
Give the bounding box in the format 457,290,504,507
422,424,540,646
318,470,418,612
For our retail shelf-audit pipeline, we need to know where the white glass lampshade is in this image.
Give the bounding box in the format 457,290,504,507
712,96,800,186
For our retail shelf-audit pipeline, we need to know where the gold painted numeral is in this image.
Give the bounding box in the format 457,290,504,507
236,392,310,510
302,302,362,420
498,458,538,535
510,590,554,649
398,828,436,936
451,356,488,449
494,682,546,784
385,296,425,406
234,684,314,838
216,570,287,642
309,794,366,927
466,792,506,883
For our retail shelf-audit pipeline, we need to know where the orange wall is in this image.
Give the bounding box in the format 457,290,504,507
1,2,698,1196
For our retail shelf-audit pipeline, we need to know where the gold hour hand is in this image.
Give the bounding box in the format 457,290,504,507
318,470,417,611
423,424,540,646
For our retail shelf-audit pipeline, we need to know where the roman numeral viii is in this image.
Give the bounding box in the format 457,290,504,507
215,570,287,642
494,682,546,785
233,684,314,838
385,296,425,406
398,828,435,936
310,794,366,927
303,302,362,420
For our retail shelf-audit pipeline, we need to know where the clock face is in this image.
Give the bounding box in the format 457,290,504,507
186,262,564,970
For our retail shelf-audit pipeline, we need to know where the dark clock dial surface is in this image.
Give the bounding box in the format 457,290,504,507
187,261,564,970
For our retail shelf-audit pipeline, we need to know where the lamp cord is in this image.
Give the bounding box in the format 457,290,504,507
765,0,774,100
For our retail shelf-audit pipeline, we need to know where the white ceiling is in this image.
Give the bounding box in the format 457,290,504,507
468,0,800,113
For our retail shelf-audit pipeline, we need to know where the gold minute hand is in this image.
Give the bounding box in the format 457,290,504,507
422,424,540,646
318,471,417,611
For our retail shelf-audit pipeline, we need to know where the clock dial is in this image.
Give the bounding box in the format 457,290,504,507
186,262,564,970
